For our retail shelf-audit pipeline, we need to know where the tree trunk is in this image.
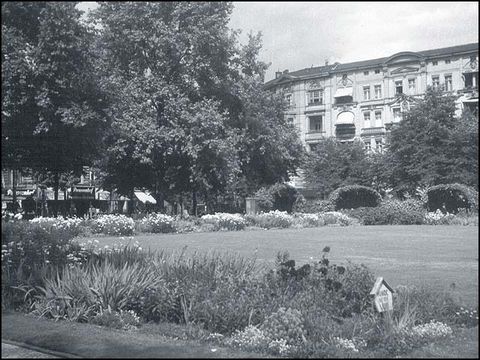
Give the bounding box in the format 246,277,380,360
53,172,59,218
62,188,68,217
192,191,197,217
12,169,17,212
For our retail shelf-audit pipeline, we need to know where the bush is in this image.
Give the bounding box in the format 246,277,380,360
343,198,425,225
329,185,382,210
425,183,478,214
292,213,326,228
136,213,176,233
292,197,334,213
254,183,300,213
91,309,141,330
319,211,359,226
200,213,246,231
246,210,294,229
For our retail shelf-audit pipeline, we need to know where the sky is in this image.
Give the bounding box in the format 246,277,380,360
77,1,479,82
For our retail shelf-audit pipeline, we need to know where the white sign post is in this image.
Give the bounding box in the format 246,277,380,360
370,277,394,313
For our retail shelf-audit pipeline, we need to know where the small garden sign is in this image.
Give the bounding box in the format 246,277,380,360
370,277,394,313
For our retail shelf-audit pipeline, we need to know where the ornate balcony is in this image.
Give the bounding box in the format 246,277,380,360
361,127,386,136
305,131,325,142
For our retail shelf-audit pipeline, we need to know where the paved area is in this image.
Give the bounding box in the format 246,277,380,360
1,342,59,358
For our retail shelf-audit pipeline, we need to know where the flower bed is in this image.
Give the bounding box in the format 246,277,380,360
89,214,135,236
200,213,247,231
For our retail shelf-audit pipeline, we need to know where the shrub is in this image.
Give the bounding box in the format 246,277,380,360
136,213,176,233
292,213,325,228
425,183,478,214
343,198,425,225
319,211,359,226
292,197,334,213
200,213,246,231
91,308,141,330
254,183,300,213
260,307,306,346
329,185,382,210
246,210,294,229
89,214,135,236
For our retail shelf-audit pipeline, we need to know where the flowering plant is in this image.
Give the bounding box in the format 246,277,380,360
201,213,246,231
90,214,135,236
137,213,176,233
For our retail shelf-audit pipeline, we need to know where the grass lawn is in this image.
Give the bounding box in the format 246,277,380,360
76,225,478,307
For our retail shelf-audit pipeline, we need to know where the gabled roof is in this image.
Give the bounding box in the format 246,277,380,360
264,43,478,89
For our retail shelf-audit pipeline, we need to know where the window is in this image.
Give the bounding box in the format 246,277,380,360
285,94,292,107
308,89,323,105
432,60,438,66
408,78,416,94
375,139,383,153
463,72,478,88
395,80,403,94
363,111,371,127
364,71,369,76
363,86,370,100
444,74,452,91
432,75,440,89
375,110,382,127
374,85,382,99
364,141,371,152
393,108,402,122
445,59,451,64
309,115,323,132
287,117,294,125
375,69,380,74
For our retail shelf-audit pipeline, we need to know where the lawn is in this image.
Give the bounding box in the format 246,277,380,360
76,225,478,307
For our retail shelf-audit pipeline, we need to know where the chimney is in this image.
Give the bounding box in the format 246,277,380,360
325,59,329,66
275,71,282,79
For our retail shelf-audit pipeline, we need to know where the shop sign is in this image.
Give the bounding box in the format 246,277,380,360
71,186,95,199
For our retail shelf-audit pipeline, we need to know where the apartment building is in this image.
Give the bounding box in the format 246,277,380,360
264,43,478,158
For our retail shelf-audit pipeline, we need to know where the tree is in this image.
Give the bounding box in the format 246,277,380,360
2,2,107,216
385,87,478,194
227,33,305,196
303,138,374,196
93,2,304,212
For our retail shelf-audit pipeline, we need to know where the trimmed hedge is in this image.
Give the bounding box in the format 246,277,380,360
254,183,300,213
425,183,478,214
328,185,381,210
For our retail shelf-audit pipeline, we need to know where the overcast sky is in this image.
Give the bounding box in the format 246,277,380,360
78,1,479,82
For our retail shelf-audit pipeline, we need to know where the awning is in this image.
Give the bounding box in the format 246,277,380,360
336,111,355,125
462,98,478,103
134,191,157,204
334,87,353,98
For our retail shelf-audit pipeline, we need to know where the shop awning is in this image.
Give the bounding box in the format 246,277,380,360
334,87,353,98
336,111,355,125
134,191,157,204
462,98,478,103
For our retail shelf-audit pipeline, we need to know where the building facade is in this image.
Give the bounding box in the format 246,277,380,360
265,43,478,155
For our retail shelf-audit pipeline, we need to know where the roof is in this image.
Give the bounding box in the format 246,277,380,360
369,277,395,295
265,42,478,88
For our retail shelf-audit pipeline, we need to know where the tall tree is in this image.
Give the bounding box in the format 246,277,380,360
2,2,107,216
385,87,478,194
303,138,373,196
